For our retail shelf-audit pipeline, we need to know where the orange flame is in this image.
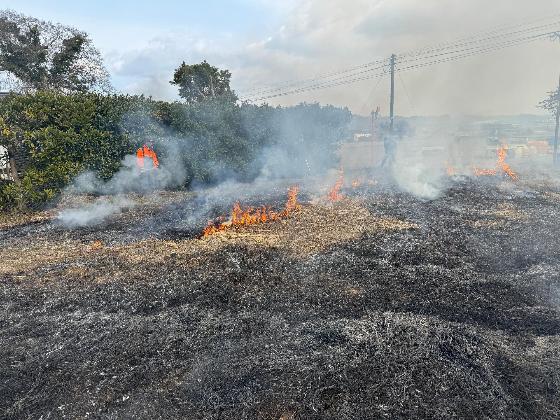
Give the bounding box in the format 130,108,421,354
284,185,301,213
90,240,104,250
472,145,517,180
473,168,497,176
328,169,344,201
445,162,456,177
202,186,301,237
497,145,518,180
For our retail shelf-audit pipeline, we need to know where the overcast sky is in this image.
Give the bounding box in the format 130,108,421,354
4,0,560,116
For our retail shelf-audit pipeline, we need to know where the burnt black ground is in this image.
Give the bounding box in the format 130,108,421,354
1,180,560,419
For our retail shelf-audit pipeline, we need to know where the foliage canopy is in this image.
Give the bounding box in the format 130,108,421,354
0,91,351,210
170,60,236,104
0,9,111,93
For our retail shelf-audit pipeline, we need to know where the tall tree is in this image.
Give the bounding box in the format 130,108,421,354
170,60,236,103
0,9,111,93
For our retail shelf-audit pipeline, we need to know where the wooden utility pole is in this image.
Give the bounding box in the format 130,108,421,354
554,73,560,165
389,54,396,131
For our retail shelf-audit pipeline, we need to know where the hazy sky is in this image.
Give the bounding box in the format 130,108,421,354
4,0,560,116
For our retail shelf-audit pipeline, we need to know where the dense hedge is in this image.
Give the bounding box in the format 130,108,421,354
0,91,351,210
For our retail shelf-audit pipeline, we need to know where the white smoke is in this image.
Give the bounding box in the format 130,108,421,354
57,196,134,228
68,152,186,196
392,160,445,200
57,142,187,228
389,133,451,200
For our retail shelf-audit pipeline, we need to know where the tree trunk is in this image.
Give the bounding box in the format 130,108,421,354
209,75,215,97
7,146,20,183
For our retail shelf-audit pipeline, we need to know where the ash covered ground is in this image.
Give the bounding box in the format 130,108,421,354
1,178,560,419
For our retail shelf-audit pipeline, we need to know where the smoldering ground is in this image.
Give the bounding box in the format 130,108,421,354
3,178,560,419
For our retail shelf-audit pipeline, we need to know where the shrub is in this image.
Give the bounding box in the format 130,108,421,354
0,91,351,210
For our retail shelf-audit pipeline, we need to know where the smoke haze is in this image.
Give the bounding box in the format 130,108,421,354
57,141,187,227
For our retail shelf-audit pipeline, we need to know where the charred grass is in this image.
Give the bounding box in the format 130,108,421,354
1,180,560,419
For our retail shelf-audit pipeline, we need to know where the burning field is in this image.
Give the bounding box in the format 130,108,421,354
1,176,560,419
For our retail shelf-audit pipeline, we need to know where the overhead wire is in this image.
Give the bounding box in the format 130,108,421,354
396,32,553,74
358,75,385,115
398,72,415,116
241,59,387,98
240,56,388,96
396,20,560,64
238,21,560,101
240,18,558,98
398,12,560,58
242,30,554,101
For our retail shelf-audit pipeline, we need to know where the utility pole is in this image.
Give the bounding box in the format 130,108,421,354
554,73,560,165
389,54,396,132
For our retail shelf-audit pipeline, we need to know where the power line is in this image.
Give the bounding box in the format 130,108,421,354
396,32,552,73
240,61,388,99
397,20,560,64
398,72,415,116
399,12,560,58
240,56,387,96
358,73,384,115
238,15,560,102
241,30,554,101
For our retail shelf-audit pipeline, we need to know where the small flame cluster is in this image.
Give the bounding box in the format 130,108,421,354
202,186,302,237
446,162,456,177
328,169,345,201
473,168,497,176
474,145,517,180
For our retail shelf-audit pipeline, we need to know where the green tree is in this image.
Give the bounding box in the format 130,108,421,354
170,60,236,103
0,9,111,93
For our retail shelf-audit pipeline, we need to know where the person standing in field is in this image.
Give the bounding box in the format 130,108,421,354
136,143,159,169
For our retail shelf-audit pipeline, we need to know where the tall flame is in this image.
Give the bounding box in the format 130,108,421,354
202,186,301,237
497,145,518,180
328,169,344,201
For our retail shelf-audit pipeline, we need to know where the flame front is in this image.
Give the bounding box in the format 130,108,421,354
202,186,301,237
471,144,517,180
473,168,497,176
